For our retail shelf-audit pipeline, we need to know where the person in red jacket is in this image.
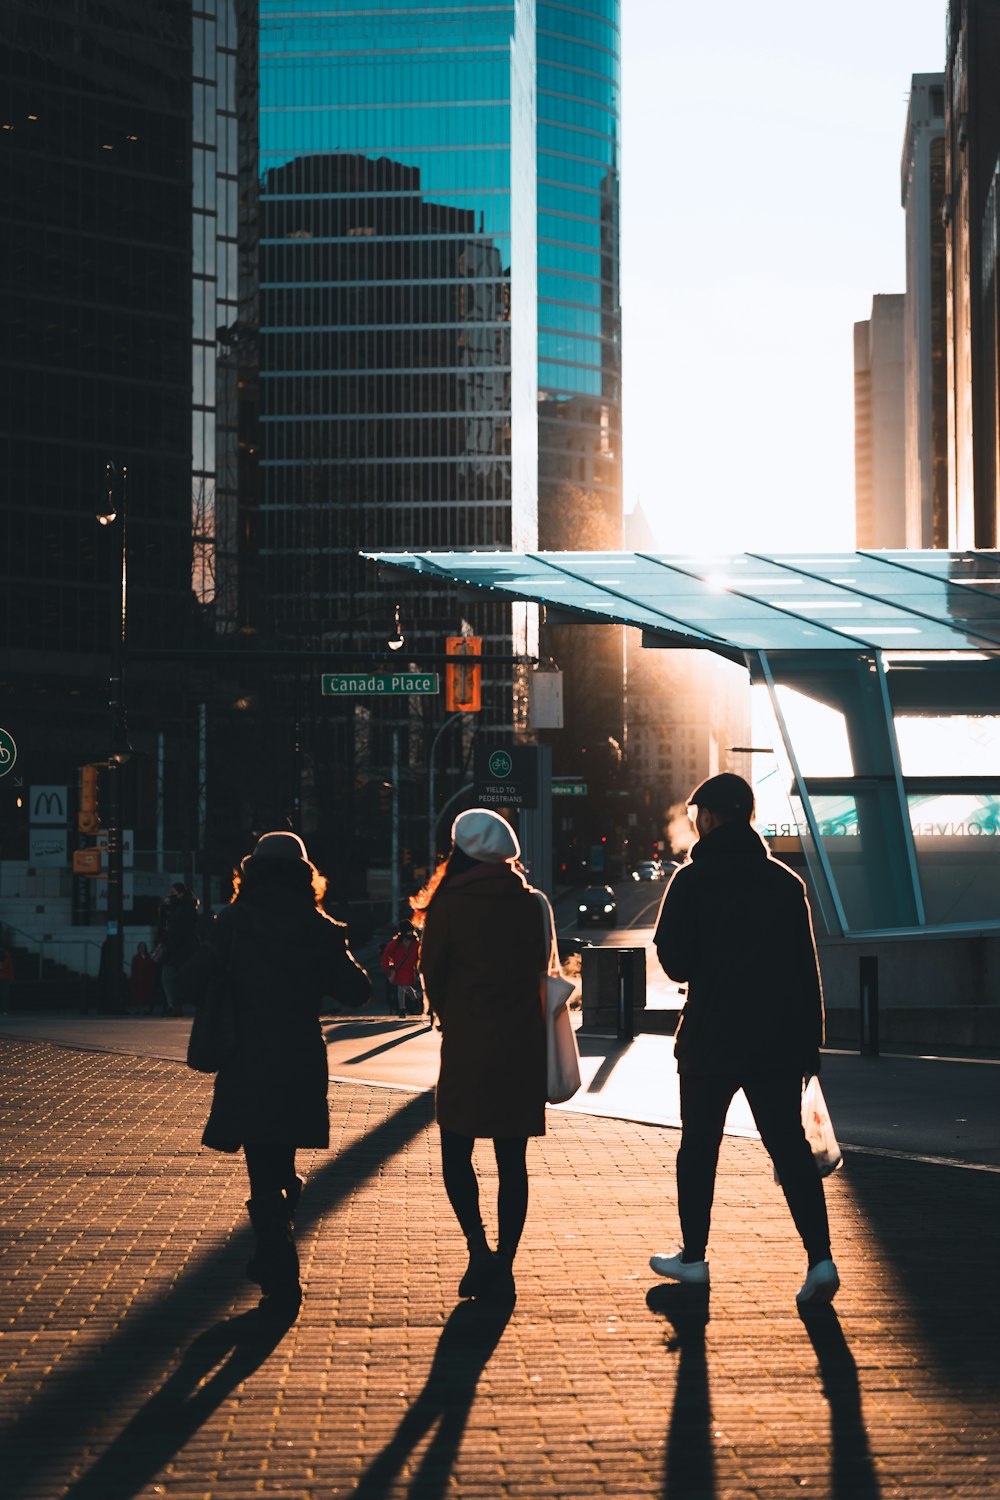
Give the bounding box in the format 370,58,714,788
650,773,839,1307
130,942,159,1012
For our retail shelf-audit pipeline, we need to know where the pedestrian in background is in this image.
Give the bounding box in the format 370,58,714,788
413,809,548,1303
129,941,159,1012
156,882,200,1016
650,773,839,1306
179,832,371,1319
0,946,13,1012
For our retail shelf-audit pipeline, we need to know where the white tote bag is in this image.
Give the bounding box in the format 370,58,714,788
536,892,582,1104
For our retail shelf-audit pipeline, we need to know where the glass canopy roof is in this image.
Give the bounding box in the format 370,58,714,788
363,548,1000,653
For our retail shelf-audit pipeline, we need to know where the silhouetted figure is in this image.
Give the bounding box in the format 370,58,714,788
413,809,548,1303
646,1284,714,1500
155,882,200,1015
651,773,839,1305
352,1299,512,1500
799,1304,881,1498
0,946,13,1012
178,831,371,1319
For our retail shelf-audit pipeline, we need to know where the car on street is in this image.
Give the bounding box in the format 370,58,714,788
631,860,665,881
576,885,618,927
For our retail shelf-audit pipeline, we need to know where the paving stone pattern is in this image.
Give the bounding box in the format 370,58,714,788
0,1038,997,1499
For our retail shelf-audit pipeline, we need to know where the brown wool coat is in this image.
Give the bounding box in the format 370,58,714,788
419,863,549,1139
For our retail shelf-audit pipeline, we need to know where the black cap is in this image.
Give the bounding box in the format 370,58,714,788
688,773,754,821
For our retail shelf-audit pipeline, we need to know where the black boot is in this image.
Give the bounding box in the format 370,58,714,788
246,1191,301,1320
485,1247,517,1304
246,1176,304,1286
458,1231,496,1299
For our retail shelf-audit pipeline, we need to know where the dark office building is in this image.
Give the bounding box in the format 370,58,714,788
944,0,1000,546
0,1,194,865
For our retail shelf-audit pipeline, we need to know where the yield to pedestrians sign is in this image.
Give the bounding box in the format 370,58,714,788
474,744,541,809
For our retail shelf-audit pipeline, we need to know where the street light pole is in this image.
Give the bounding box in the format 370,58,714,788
427,713,465,872
99,462,129,1014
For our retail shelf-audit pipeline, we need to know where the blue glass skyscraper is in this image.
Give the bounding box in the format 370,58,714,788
241,0,622,865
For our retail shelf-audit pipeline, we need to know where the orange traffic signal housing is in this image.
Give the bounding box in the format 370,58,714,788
72,847,102,875
78,764,100,835
445,636,482,712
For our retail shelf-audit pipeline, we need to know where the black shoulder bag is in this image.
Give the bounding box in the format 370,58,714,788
186,931,238,1074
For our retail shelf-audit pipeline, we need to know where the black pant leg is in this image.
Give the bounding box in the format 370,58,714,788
676,1074,738,1260
743,1073,832,1265
492,1136,529,1259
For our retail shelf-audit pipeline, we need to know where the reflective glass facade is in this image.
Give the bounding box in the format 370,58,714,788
255,0,537,660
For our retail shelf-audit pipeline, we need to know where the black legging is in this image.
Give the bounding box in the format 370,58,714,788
244,1143,297,1199
439,1127,529,1258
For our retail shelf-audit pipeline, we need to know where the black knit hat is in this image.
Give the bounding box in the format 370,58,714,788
688,773,755,821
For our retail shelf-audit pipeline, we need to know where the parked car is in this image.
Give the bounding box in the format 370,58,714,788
576,885,618,927
631,860,665,881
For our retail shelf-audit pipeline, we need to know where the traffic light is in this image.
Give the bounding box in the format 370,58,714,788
78,764,100,834
445,635,481,712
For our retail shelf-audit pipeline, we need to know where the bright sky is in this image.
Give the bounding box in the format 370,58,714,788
620,0,947,552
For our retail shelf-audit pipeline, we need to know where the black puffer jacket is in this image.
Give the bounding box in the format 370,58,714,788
653,819,824,1077
179,894,370,1151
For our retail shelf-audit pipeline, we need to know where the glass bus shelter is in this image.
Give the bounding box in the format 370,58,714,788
365,548,1000,940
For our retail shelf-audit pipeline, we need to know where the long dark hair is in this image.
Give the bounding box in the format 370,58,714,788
409,845,479,930
230,856,328,909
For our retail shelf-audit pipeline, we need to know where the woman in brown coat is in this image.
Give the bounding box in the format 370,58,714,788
414,809,548,1302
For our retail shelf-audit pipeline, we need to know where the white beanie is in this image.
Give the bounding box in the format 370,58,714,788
452,809,520,864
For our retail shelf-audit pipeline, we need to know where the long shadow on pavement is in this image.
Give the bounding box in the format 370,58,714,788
4,1089,436,1500
799,1305,881,1500
843,1152,1000,1394
350,1298,513,1500
60,1311,286,1500
646,1284,715,1500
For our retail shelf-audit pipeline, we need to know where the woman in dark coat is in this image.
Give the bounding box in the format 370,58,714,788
180,831,370,1317
414,808,548,1302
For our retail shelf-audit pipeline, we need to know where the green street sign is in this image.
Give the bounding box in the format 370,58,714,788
0,727,16,778
321,672,440,696
552,781,587,796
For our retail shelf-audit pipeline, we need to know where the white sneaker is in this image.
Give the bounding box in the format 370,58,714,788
649,1250,709,1285
796,1259,840,1305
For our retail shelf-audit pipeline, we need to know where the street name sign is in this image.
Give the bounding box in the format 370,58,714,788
552,781,587,796
322,673,439,696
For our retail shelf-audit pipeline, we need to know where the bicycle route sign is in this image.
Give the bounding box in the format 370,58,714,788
0,727,16,778
321,673,439,696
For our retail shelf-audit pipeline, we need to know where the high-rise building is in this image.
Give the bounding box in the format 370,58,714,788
0,1,194,870
901,74,948,548
854,295,906,548
944,0,1000,547
226,0,623,877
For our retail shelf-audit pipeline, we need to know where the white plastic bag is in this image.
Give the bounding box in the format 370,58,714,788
801,1075,843,1176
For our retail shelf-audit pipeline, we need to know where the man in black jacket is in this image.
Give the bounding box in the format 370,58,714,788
650,773,839,1305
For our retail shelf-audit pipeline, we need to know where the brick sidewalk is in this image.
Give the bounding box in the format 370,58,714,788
0,1038,997,1499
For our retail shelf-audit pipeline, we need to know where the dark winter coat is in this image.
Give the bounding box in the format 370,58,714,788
157,894,200,968
653,819,824,1077
178,894,370,1151
419,862,549,1139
